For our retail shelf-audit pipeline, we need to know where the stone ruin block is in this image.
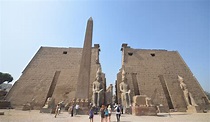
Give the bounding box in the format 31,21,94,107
133,95,153,107
0,100,11,109
132,95,157,116
132,106,157,116
133,95,147,106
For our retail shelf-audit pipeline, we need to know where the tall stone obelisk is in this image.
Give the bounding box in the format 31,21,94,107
76,17,93,99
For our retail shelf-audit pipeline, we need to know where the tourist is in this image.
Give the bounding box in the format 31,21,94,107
89,102,93,108
70,104,74,117
121,105,123,114
54,103,61,118
107,105,112,122
89,107,94,122
100,105,105,122
104,106,109,122
114,103,121,122
75,104,79,115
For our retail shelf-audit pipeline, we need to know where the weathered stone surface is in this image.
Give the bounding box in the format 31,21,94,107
6,18,105,110
186,106,200,113
40,97,55,113
117,44,209,113
0,100,11,109
76,17,93,99
132,106,157,116
133,95,146,106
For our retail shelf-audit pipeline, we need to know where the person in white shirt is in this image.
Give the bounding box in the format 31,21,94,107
107,105,112,122
75,104,79,115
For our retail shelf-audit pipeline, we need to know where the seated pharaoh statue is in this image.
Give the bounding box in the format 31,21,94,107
92,66,103,107
178,75,198,106
119,69,131,108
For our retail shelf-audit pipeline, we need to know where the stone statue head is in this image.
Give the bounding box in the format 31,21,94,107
76,98,80,102
121,68,127,83
96,65,102,75
71,98,76,102
81,98,85,102
95,65,102,82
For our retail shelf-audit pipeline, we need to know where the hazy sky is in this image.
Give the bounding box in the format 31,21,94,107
0,0,209,92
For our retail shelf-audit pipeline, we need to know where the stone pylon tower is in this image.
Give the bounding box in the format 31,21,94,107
75,17,93,99
116,43,209,113
5,17,104,110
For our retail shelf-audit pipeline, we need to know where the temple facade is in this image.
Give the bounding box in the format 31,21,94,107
6,18,107,109
116,44,209,113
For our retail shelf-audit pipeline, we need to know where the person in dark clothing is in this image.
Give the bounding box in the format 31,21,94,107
68,104,74,117
100,105,105,122
89,107,94,122
121,105,124,114
70,104,74,117
115,103,121,122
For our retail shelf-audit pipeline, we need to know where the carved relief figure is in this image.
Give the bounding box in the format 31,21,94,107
178,75,197,106
119,69,131,108
92,65,103,107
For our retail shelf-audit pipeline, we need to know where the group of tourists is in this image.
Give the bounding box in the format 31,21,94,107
89,103,122,122
68,104,80,117
54,102,123,122
98,105,112,122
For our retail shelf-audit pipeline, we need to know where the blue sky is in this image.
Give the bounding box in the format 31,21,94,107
0,0,209,92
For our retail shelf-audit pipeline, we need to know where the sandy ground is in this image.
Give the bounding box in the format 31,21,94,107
0,109,210,122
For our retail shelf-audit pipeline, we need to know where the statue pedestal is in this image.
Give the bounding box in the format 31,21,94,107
132,95,156,116
186,106,199,113
132,106,157,116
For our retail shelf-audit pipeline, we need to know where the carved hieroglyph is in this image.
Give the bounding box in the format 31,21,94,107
119,69,131,108
178,75,197,106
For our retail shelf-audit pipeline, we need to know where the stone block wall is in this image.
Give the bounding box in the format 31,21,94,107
117,44,209,112
6,46,100,109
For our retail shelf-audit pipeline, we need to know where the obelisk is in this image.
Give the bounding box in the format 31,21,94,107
76,17,93,99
